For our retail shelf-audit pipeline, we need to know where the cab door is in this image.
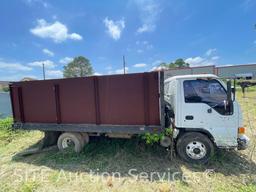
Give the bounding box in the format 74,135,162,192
179,79,238,147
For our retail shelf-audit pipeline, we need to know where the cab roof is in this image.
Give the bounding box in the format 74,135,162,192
165,74,218,83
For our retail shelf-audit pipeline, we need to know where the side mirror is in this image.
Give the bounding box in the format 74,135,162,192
232,79,236,101
227,80,232,102
226,80,233,114
231,87,235,94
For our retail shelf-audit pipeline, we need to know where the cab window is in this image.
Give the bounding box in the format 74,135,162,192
183,79,228,115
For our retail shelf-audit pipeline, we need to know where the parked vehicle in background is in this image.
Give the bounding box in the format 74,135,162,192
237,80,256,97
9,72,249,163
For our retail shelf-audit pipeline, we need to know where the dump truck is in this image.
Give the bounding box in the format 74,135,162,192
9,71,249,163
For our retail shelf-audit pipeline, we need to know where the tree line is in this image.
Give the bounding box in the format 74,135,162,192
63,56,190,78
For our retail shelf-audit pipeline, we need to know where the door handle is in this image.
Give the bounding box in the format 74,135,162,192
185,115,194,120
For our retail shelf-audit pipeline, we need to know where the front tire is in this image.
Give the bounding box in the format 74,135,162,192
176,132,214,164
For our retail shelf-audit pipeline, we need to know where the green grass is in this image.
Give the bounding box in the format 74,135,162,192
0,89,255,191
0,118,26,146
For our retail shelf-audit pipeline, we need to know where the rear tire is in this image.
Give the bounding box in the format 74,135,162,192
80,132,90,145
40,131,60,148
57,132,84,153
176,132,214,164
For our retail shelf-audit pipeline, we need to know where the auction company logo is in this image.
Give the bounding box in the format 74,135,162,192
0,166,218,184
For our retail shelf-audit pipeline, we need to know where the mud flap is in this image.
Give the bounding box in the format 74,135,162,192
39,131,61,149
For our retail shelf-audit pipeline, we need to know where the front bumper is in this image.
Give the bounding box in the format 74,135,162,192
237,134,250,150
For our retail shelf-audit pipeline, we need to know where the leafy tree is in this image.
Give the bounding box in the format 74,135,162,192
63,56,94,78
173,58,189,68
159,58,189,69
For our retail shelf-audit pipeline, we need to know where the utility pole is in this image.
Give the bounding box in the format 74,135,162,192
42,63,46,80
123,55,126,74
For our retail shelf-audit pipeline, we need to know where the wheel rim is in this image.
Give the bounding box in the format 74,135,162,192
62,137,75,149
186,141,207,160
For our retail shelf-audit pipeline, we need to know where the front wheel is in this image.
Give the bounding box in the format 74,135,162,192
176,132,214,164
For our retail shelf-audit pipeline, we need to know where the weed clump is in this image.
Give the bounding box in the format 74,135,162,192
0,117,23,145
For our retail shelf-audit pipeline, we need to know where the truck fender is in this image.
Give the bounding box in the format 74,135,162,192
175,128,215,145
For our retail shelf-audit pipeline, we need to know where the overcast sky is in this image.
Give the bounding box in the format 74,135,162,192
0,0,256,80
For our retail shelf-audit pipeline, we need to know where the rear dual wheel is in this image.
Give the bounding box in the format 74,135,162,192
57,132,89,153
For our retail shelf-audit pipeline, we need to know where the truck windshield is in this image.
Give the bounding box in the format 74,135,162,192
183,79,227,114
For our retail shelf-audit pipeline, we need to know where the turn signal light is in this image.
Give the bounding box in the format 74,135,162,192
238,127,245,134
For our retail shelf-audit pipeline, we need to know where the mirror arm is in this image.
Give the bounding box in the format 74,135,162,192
227,81,231,100
226,80,234,114
224,100,227,111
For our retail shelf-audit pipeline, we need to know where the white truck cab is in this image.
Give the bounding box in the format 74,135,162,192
164,74,249,163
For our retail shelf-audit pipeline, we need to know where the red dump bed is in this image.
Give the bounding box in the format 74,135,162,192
10,72,164,128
